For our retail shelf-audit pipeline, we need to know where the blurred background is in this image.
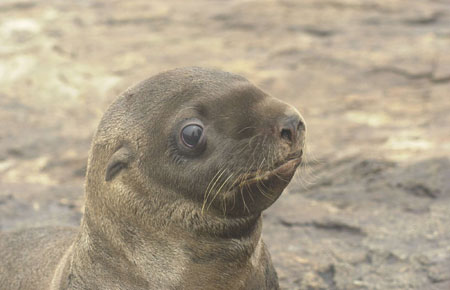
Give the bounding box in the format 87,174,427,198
0,0,449,289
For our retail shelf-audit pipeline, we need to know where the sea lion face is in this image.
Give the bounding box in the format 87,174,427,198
145,71,305,218
95,68,305,219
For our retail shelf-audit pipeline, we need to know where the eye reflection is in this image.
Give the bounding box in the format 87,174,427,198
181,124,203,148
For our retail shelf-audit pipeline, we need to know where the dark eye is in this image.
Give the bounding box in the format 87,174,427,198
181,124,203,148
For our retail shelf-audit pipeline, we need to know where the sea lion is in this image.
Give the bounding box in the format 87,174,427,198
0,67,305,290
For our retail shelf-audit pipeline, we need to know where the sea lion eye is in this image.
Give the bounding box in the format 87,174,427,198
181,124,203,148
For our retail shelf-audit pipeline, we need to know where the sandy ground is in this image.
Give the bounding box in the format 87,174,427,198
1,0,450,289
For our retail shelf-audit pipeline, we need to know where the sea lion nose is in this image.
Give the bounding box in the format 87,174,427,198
279,114,305,146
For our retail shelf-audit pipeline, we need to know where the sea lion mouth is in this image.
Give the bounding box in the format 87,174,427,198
237,150,303,188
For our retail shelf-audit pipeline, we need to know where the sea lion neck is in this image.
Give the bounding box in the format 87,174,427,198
69,191,265,289
81,179,263,240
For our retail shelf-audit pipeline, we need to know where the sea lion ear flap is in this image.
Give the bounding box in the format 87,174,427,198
105,146,134,182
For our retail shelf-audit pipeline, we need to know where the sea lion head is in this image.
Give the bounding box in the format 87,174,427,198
85,67,305,229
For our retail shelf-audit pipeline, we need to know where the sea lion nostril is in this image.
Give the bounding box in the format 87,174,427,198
279,115,301,143
297,119,305,132
280,128,293,142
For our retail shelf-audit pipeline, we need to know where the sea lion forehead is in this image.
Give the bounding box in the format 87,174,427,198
194,82,267,117
155,69,267,121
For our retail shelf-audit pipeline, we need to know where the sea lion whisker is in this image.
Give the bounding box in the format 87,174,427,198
202,167,227,214
247,133,262,148
272,171,291,183
245,183,256,203
221,175,242,215
206,173,235,211
227,176,243,212
202,168,222,211
258,135,269,167
256,182,274,201
234,141,253,157
203,167,227,213
248,134,263,165
239,186,250,214
221,196,227,216
205,166,225,195
297,162,314,188
258,157,266,172
237,126,256,135
270,147,277,171
295,148,318,188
